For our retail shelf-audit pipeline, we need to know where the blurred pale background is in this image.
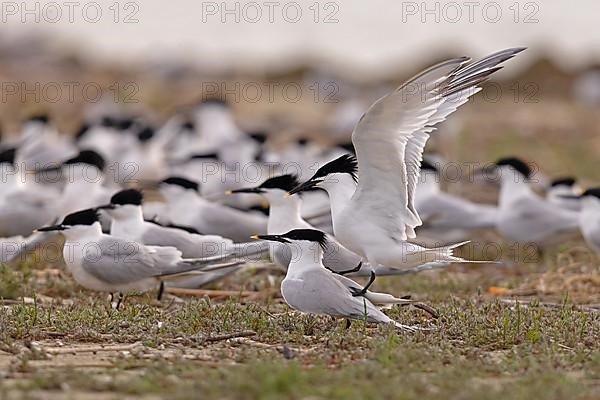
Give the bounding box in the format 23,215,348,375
2,0,600,77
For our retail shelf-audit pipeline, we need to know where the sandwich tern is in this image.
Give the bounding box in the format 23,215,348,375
252,229,424,332
559,188,600,252
288,48,525,270
100,188,269,260
148,176,268,242
546,177,582,212
37,208,242,306
478,157,580,246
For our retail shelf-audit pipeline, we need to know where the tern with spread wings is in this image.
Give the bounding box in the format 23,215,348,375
288,48,526,270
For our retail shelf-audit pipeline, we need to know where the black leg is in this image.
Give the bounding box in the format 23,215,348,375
351,271,376,297
344,319,351,330
116,292,124,310
157,281,165,301
110,293,114,303
326,261,363,276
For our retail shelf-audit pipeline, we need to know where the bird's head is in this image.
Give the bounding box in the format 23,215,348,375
473,156,532,184
288,154,358,196
98,189,143,219
34,149,106,180
159,176,200,197
37,208,101,237
559,187,600,205
251,228,328,251
228,174,300,203
0,147,17,167
64,150,106,172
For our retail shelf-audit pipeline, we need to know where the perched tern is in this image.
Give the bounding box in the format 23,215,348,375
252,229,424,332
0,147,58,236
149,176,267,242
37,208,242,304
478,157,580,246
100,188,268,259
546,177,582,212
559,188,600,252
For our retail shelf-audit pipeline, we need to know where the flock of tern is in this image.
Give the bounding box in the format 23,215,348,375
3,46,594,330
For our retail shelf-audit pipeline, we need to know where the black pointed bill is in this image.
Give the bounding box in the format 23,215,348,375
228,187,265,195
287,178,321,196
250,234,290,244
36,224,67,232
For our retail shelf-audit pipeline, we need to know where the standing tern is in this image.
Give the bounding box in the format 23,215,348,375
477,157,580,246
0,147,58,237
36,208,242,305
558,188,600,253
546,177,582,212
149,176,267,242
100,188,269,259
288,48,525,270
252,229,424,332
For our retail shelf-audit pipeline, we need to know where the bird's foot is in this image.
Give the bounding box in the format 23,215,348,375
157,281,165,301
115,292,125,310
350,271,376,297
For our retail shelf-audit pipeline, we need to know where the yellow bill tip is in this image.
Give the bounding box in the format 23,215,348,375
224,190,233,196
250,235,259,240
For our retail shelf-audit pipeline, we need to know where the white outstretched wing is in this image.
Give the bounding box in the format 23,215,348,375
351,48,525,242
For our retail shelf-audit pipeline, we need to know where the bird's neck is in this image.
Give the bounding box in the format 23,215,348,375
499,173,532,206
1,164,24,191
110,206,145,239
164,189,199,208
265,193,304,233
581,198,600,223
323,176,356,229
416,171,441,196
286,242,324,278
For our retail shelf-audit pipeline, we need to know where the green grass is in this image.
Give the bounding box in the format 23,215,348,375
0,271,598,399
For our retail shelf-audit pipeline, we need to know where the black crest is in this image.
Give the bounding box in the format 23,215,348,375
551,177,576,187
26,114,49,124
181,121,195,131
259,174,300,192
187,152,219,161
65,150,106,171
0,147,17,165
161,176,200,192
248,131,267,144
111,189,143,206
62,208,100,226
421,158,439,172
283,229,328,250
137,126,155,142
582,188,600,199
296,137,309,146
314,154,358,182
496,157,531,179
